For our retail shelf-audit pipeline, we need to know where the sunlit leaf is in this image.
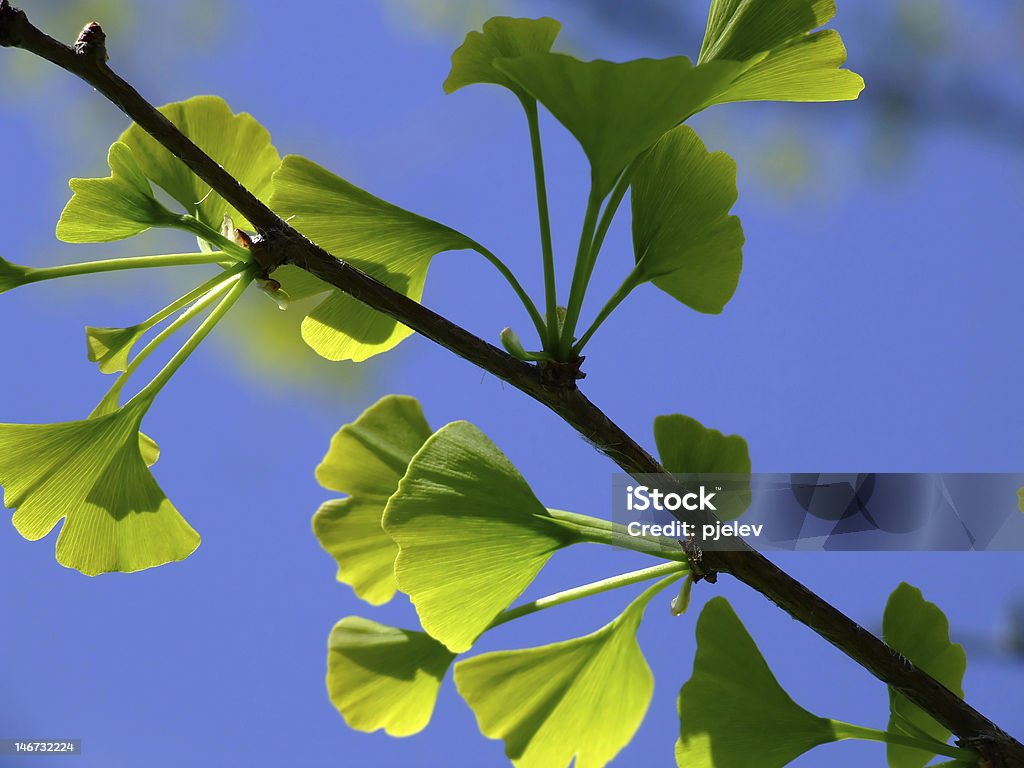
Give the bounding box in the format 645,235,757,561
383,421,582,652
269,155,483,362
697,0,865,105
56,142,178,243
632,125,744,314
883,583,967,768
120,95,282,232
677,597,837,767
327,616,455,737
0,400,198,575
85,325,143,374
444,16,562,101
455,575,677,768
314,395,433,606
496,54,742,198
0,256,31,295
654,412,751,520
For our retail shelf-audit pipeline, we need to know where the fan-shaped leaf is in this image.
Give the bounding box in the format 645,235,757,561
269,155,483,362
56,142,178,243
677,597,837,767
455,575,677,768
0,400,197,575
697,0,864,105
883,583,967,768
632,125,744,314
0,256,31,295
86,325,144,374
444,16,562,101
327,616,455,737
383,421,582,652
314,395,433,605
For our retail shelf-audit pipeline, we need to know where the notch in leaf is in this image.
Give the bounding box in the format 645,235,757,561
455,575,679,768
327,616,455,737
383,421,583,652
313,395,433,606
0,400,198,575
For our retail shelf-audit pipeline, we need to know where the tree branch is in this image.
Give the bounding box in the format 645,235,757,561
1,4,1020,764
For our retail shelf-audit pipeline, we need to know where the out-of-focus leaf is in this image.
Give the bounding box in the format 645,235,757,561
269,155,482,362
383,421,581,652
327,616,455,737
454,576,677,768
313,395,433,605
883,583,967,768
632,125,744,314
677,597,837,767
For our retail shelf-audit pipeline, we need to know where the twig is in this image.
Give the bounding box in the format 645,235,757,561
1,4,1021,764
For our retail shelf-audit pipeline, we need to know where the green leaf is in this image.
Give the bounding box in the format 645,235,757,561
56,142,178,243
86,325,143,374
120,95,282,232
697,0,865,105
0,256,31,295
632,125,745,314
454,576,676,768
383,421,582,652
444,16,562,101
327,616,455,737
496,53,743,198
883,583,967,768
313,395,433,606
0,401,198,575
677,598,837,767
269,155,483,362
654,413,751,521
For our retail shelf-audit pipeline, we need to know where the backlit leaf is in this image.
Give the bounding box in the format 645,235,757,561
327,616,455,737
697,0,865,105
314,395,433,606
270,155,483,362
444,16,562,101
383,421,582,652
883,583,967,768
455,576,677,768
677,597,837,767
632,125,745,314
86,325,143,374
0,256,31,295
0,400,198,575
56,142,178,243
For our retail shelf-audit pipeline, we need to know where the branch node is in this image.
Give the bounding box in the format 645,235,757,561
74,21,107,62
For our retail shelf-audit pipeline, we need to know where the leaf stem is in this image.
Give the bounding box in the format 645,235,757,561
474,244,548,341
558,187,603,357
174,214,252,262
547,508,688,562
24,251,229,283
523,99,558,349
830,721,978,762
136,266,242,334
132,268,253,405
489,561,688,629
571,264,643,354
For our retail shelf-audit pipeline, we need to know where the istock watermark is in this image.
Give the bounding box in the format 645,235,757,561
612,473,1024,552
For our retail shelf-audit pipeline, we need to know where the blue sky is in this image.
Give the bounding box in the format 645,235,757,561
1,1,1022,766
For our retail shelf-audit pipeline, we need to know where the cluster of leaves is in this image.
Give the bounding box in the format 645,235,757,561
313,395,976,767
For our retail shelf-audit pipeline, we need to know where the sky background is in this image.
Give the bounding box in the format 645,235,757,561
1,1,1022,766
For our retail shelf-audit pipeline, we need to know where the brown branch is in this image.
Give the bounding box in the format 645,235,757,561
1,4,1021,765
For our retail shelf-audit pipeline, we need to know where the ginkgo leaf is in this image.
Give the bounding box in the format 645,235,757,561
697,0,864,105
313,395,433,606
0,256,31,295
631,125,745,314
654,413,751,520
444,16,562,101
269,155,483,362
119,95,282,232
56,142,179,243
677,597,838,767
455,575,678,768
883,583,967,768
86,325,143,374
326,616,455,737
0,400,198,575
496,53,743,198
383,421,582,652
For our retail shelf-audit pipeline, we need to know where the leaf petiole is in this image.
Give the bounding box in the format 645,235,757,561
571,264,643,354
830,721,978,762
523,99,559,350
558,187,603,357
547,507,689,562
22,251,230,283
173,214,252,262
